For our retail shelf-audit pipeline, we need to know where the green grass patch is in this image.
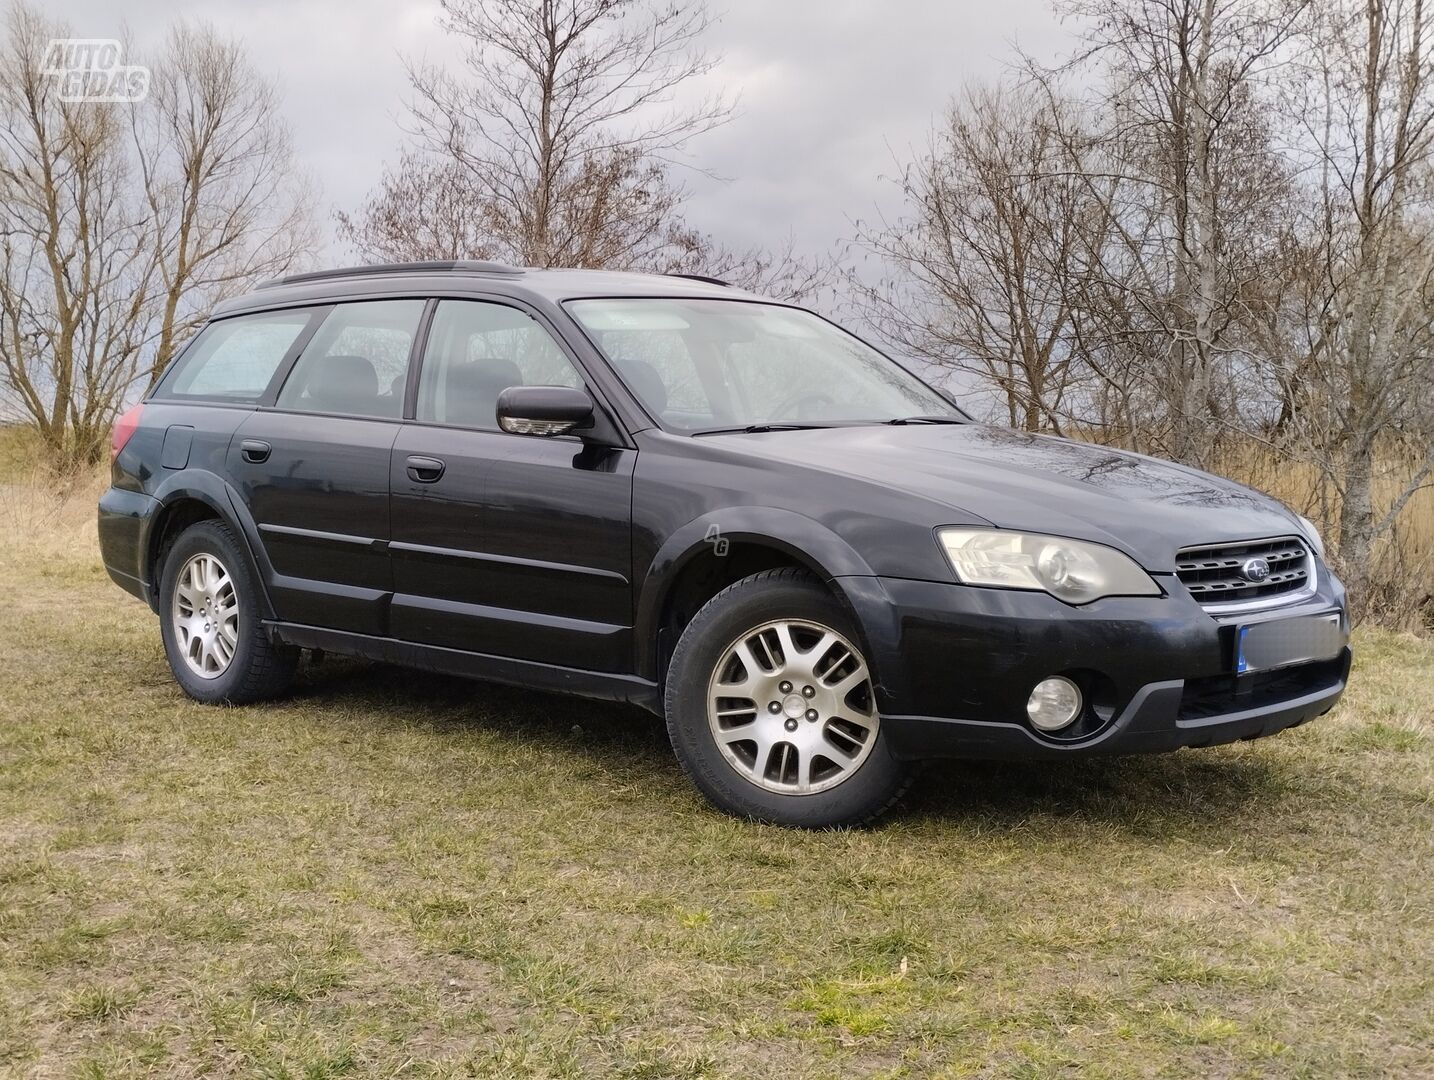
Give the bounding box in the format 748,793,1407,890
0,508,1431,1077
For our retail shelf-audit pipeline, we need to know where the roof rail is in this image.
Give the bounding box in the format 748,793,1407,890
259,260,524,289
665,273,731,288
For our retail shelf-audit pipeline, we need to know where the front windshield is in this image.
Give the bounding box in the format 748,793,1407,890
565,298,961,433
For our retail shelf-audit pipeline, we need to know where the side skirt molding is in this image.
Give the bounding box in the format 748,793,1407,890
264,620,662,714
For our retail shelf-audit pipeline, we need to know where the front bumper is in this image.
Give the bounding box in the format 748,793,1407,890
840,570,1349,761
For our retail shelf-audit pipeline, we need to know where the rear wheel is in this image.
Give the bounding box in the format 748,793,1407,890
158,520,298,704
665,568,909,827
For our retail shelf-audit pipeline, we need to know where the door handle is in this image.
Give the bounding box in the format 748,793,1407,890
240,439,271,463
406,455,446,483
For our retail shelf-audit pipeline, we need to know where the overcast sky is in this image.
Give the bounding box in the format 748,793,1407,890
47,0,1074,266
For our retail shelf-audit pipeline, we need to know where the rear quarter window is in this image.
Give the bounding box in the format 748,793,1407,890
154,310,315,402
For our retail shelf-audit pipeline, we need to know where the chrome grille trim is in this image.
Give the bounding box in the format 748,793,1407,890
1175,535,1317,614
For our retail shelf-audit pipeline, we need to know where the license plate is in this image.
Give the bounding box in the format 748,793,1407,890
1236,612,1345,674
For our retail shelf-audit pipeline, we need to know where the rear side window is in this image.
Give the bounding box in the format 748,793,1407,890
276,300,425,419
416,300,583,429
155,310,313,402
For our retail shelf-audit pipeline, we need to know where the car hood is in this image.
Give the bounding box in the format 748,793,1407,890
725,424,1304,572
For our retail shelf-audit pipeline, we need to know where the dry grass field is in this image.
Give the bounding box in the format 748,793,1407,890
1206,439,1434,626
0,436,1431,1078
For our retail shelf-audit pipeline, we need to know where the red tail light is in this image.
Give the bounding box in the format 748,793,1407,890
111,403,144,460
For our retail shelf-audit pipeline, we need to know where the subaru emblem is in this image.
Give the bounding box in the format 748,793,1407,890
1241,557,1271,583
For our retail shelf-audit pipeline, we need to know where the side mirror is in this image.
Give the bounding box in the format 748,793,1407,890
495,385,595,437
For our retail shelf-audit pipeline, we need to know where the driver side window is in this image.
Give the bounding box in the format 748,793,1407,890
417,300,584,429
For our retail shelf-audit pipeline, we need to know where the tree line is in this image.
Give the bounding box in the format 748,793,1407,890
1,0,1429,617
855,0,1434,615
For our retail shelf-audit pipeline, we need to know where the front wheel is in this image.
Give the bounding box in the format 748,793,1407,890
158,520,298,704
664,568,910,827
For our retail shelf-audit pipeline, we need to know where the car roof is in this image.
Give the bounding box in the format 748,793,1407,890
210,262,771,318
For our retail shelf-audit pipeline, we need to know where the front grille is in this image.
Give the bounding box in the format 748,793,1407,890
1176,536,1312,608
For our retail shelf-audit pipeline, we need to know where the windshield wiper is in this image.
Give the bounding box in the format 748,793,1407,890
884,415,965,425
692,422,831,436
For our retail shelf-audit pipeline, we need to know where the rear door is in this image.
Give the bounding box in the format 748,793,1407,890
389,298,635,672
230,299,427,635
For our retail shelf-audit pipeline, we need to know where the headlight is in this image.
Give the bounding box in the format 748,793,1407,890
937,528,1160,604
1295,514,1326,559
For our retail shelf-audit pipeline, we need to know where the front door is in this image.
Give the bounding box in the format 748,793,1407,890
388,298,634,672
231,298,426,635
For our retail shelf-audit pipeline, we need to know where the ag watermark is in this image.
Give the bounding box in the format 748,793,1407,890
43,39,149,103
704,523,729,557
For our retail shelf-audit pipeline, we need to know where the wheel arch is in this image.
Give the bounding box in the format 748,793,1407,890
636,507,881,691
146,471,276,620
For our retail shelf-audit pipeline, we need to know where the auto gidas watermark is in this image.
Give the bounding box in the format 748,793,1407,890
43,39,150,103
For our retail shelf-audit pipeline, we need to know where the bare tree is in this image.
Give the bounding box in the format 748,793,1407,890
0,3,315,468
340,0,832,298
135,22,315,385
1280,0,1434,595
387,0,729,268
853,84,1101,432
1045,0,1307,465
341,141,701,271
336,151,504,263
673,234,838,302
861,5,1304,448
0,3,154,467
337,151,836,298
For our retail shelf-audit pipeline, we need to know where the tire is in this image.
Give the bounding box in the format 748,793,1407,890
157,519,298,704
664,567,910,827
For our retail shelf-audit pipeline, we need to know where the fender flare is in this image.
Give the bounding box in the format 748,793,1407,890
634,506,881,683
145,470,277,620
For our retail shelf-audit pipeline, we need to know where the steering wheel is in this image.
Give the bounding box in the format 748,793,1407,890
770,390,838,420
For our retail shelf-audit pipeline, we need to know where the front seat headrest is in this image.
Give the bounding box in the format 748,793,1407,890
444,358,524,427
622,358,668,418
308,353,381,415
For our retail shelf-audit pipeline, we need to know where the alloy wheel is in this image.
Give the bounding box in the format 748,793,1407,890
706,619,879,794
171,552,239,679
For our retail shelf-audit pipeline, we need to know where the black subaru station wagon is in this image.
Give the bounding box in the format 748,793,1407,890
99,261,1351,826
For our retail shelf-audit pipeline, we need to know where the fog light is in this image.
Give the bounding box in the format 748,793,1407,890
1027,676,1082,732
